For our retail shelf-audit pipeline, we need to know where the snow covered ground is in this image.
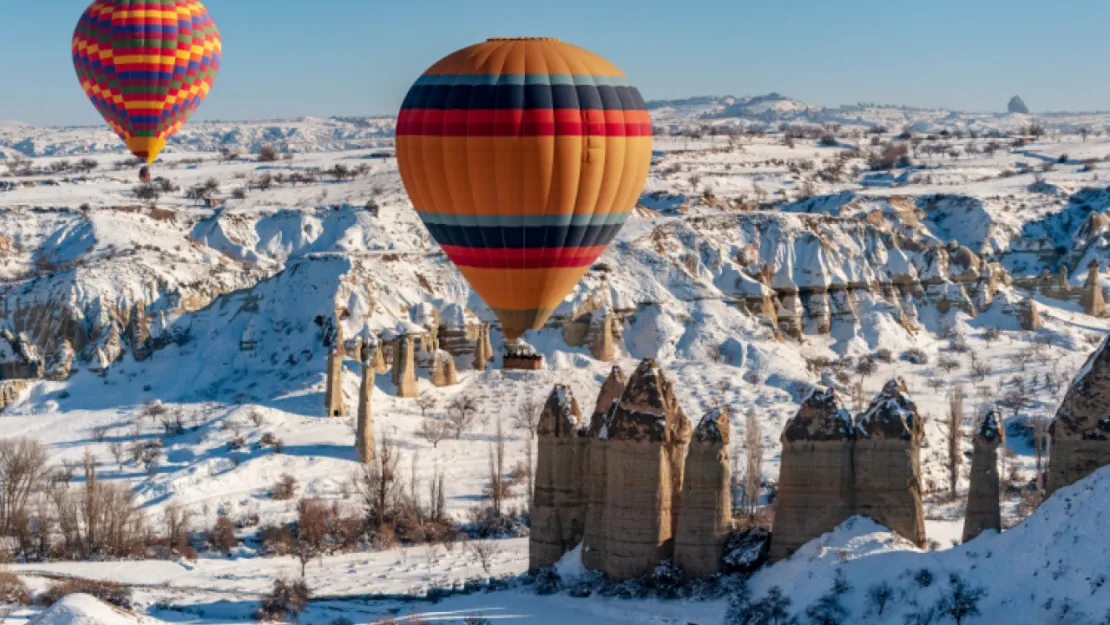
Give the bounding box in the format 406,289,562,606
3,99,1110,624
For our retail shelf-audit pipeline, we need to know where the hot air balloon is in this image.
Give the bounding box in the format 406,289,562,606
397,38,652,343
72,0,221,165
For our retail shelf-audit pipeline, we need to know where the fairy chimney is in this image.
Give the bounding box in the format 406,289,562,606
530,385,588,571
771,387,856,561
854,378,926,547
391,334,419,398
355,340,375,463
1081,260,1107,317
962,404,1005,542
600,359,691,580
324,322,346,417
430,351,458,387
1047,336,1110,496
673,407,731,579
371,336,389,374
589,311,617,362
473,322,491,371
582,365,627,572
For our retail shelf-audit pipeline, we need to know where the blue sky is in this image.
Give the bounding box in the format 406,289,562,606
3,0,1110,125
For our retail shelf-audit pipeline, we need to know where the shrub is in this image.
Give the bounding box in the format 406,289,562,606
39,579,132,608
210,515,238,554
273,473,297,500
721,528,771,575
259,145,279,162
934,574,986,625
914,568,935,588
0,571,31,605
255,578,310,621
867,581,895,615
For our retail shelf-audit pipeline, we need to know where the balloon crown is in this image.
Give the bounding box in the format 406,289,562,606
487,37,559,42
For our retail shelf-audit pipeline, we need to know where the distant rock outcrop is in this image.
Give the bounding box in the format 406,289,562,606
472,322,492,371
589,311,617,362
1008,96,1030,114
674,407,732,579
0,380,29,413
771,387,856,560
530,385,588,571
963,405,1005,542
854,378,926,547
599,359,691,580
1048,336,1110,496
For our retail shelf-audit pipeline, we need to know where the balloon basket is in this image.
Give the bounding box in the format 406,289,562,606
503,354,543,370
503,342,543,371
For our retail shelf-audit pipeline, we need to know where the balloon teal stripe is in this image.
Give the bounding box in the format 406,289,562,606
417,211,631,228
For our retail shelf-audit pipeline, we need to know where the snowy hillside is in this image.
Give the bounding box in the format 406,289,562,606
2,106,1110,624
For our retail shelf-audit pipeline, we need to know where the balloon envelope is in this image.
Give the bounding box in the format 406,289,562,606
397,38,652,341
72,0,221,164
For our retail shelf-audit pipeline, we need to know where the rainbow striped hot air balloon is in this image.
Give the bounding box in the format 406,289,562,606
397,38,652,342
72,0,221,164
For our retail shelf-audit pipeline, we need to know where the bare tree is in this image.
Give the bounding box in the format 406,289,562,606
445,395,479,440
509,395,542,439
415,393,436,418
417,418,450,448
293,498,329,577
428,466,446,522
163,502,191,553
523,437,535,512
1033,414,1048,493
465,538,501,575
742,407,763,517
357,431,403,530
944,385,965,498
108,441,124,469
486,418,507,519
0,438,49,533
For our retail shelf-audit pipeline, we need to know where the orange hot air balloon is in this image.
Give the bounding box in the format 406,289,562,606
72,0,222,165
396,38,653,341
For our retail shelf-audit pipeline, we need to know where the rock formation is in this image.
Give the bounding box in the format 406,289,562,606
962,404,1005,542
1008,95,1030,114
390,334,418,398
530,385,588,571
126,304,152,361
599,359,691,580
589,311,617,362
771,387,856,560
324,321,346,417
1047,336,1110,496
473,322,492,371
355,341,375,464
674,407,731,579
582,365,627,571
1019,296,1041,330
0,330,43,380
854,378,926,547
437,303,478,356
1080,260,1106,317
369,335,389,374
0,380,29,413
44,341,74,382
430,350,458,387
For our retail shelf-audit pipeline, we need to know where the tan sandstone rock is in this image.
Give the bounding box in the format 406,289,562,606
1080,260,1106,317
430,350,458,387
391,334,419,398
600,359,691,580
673,407,731,579
1047,336,1110,496
962,404,1005,542
589,311,617,362
582,365,627,572
771,387,856,560
530,385,588,571
355,341,375,464
854,378,926,547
